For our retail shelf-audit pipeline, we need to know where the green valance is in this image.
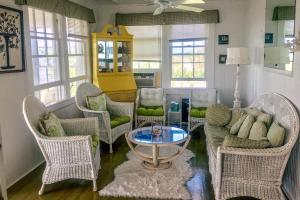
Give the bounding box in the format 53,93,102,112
116,10,220,26
15,0,96,23
272,6,295,21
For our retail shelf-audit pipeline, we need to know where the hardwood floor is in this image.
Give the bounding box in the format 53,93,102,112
7,127,256,200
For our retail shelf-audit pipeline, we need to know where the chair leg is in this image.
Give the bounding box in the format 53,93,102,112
38,184,45,195
93,180,97,192
109,143,113,154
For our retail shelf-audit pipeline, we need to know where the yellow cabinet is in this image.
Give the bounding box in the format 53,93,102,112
92,24,137,102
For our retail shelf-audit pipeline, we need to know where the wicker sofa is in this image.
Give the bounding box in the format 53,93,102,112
204,93,299,200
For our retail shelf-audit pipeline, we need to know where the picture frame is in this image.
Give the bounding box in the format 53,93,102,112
218,35,229,45
265,33,273,44
219,54,227,64
0,5,25,73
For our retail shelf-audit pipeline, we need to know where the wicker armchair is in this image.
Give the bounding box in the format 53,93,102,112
188,89,217,132
205,93,300,200
22,96,100,195
75,82,134,153
135,88,166,128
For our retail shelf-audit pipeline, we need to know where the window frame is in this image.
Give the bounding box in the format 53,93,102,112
169,38,207,82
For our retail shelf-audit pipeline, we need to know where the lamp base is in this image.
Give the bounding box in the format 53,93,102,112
233,100,241,108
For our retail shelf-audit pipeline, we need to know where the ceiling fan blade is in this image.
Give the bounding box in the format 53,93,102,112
182,0,205,4
153,7,164,15
175,5,204,12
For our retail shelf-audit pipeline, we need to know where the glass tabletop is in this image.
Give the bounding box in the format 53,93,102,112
129,126,188,145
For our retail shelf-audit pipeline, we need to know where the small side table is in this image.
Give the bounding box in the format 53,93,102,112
167,109,182,127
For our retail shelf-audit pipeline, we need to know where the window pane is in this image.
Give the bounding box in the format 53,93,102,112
47,40,57,55
69,56,85,78
35,9,44,33
171,81,206,88
172,41,182,46
194,55,205,62
182,63,193,78
183,47,193,54
194,47,205,54
31,39,37,55
183,41,193,46
28,8,35,32
70,80,86,97
172,63,182,78
194,63,205,78
172,47,182,54
172,55,182,63
183,55,193,63
45,12,54,34
194,40,205,46
35,86,65,106
47,57,60,82
37,39,46,55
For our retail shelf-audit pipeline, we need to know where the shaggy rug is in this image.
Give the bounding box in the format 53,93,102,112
99,146,195,199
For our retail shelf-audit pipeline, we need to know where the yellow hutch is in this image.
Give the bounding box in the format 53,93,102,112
92,24,137,102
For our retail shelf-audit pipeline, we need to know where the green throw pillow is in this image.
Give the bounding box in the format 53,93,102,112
230,114,248,135
91,134,99,155
267,122,285,147
223,135,271,149
39,112,66,137
237,115,255,138
110,115,131,128
245,107,262,117
226,109,246,129
249,121,267,141
257,113,272,127
190,107,207,118
206,104,231,127
136,106,164,116
86,93,107,111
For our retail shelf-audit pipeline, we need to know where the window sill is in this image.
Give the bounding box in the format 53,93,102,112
263,67,293,77
47,97,75,112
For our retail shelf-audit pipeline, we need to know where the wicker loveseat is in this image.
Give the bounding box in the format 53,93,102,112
204,93,299,200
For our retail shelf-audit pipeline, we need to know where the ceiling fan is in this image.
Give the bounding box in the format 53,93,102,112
151,0,206,15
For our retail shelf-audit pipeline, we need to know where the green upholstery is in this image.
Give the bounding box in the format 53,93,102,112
249,121,268,141
39,112,66,137
245,107,262,117
230,114,248,135
110,115,131,128
267,122,285,147
237,115,255,138
86,93,107,111
226,109,246,129
257,113,273,127
91,134,99,155
206,104,231,127
223,135,271,149
204,124,229,156
137,106,164,116
190,107,207,118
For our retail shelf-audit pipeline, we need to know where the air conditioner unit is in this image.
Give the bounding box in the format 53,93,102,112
134,73,156,88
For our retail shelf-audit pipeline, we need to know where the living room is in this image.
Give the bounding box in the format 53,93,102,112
0,0,299,199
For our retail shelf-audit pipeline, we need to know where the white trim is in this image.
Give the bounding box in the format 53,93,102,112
263,66,293,77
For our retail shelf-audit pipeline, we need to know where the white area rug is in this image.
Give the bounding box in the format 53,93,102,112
99,146,195,200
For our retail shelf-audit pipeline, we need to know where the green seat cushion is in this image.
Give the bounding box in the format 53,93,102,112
267,122,285,147
110,115,131,128
137,106,164,116
91,134,99,155
39,112,66,137
86,93,107,111
237,115,255,138
223,135,271,149
190,107,207,118
206,104,231,127
249,121,267,141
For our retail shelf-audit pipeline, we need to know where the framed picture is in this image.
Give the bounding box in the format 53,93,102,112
265,33,273,44
219,54,227,64
0,5,25,73
218,35,229,45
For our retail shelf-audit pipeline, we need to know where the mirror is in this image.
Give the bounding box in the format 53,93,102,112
265,0,296,72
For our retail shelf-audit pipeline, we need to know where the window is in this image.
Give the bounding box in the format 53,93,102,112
283,20,295,71
28,8,89,105
126,26,161,69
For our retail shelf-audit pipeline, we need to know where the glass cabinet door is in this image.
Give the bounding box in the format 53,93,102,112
97,40,114,72
117,41,132,72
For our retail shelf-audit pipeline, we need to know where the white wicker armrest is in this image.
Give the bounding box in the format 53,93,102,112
60,118,99,137
107,99,134,117
163,96,167,114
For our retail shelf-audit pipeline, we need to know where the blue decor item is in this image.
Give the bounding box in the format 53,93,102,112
218,35,229,45
265,33,273,44
170,101,179,112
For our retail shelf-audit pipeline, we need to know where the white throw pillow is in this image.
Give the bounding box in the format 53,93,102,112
140,88,164,107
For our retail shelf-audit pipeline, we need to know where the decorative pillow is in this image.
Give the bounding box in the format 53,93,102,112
91,134,100,155
136,106,164,116
190,107,207,118
257,113,272,127
206,104,231,127
223,135,271,149
39,112,66,137
86,93,107,111
140,88,163,107
267,122,285,147
226,109,246,129
230,114,248,135
249,121,268,141
237,115,255,138
245,107,262,117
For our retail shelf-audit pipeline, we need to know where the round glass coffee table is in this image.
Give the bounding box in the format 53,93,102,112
125,126,191,170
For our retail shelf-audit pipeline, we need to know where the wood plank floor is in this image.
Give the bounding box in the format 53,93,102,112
7,127,257,200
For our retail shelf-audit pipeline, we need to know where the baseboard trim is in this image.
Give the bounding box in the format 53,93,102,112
7,160,45,189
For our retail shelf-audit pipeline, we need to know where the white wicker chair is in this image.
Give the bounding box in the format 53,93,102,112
188,89,218,132
75,82,134,153
205,93,300,200
135,88,166,128
22,96,100,195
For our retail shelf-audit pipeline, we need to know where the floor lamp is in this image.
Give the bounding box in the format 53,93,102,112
226,48,250,108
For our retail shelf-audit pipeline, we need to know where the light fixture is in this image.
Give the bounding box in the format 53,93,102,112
286,30,300,52
226,47,251,108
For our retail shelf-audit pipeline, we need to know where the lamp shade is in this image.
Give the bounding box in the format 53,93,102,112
226,48,251,65
264,46,290,65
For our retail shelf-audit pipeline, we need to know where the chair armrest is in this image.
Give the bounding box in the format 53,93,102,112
107,99,134,118
60,118,99,136
77,106,111,130
163,96,167,115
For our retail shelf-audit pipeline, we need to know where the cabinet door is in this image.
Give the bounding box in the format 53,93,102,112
97,40,114,73
117,41,132,72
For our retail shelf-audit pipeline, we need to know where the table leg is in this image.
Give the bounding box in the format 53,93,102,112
152,145,159,167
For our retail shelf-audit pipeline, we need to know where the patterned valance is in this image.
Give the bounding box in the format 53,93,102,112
116,10,220,26
272,6,295,21
15,0,96,23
